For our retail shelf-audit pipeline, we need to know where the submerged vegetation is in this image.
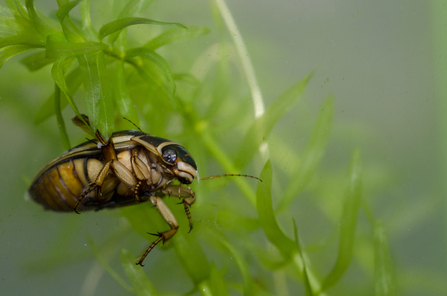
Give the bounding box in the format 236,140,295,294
0,0,442,295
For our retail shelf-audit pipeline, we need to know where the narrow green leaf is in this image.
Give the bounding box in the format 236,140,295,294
293,219,314,296
79,0,97,40
236,73,312,170
54,84,71,149
145,26,211,50
374,220,397,296
56,0,86,43
257,160,299,258
51,59,88,132
277,96,333,212
77,51,114,139
120,249,158,296
25,0,52,36
20,50,55,71
46,34,105,59
104,0,155,45
118,0,154,18
35,66,82,124
322,148,362,291
0,34,45,48
113,61,139,122
0,44,36,68
56,0,82,22
5,0,26,17
126,47,176,95
98,17,186,41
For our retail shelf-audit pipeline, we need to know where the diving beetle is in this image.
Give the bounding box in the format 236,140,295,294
29,115,259,266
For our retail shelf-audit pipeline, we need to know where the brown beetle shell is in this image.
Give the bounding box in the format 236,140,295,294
29,131,184,212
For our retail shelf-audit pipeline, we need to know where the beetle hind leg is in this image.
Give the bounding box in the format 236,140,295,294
74,183,101,213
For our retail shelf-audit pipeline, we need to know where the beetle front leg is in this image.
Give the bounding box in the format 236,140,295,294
162,185,195,232
137,196,179,266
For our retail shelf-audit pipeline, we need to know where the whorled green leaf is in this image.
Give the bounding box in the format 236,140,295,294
45,34,105,59
20,50,55,71
145,26,211,50
54,84,71,150
277,96,333,212
35,66,82,124
374,220,397,296
0,2,47,49
113,61,139,123
257,160,299,258
0,5,16,38
77,51,114,139
98,17,186,41
120,249,158,296
235,73,313,170
0,44,37,68
126,47,176,95
322,148,362,291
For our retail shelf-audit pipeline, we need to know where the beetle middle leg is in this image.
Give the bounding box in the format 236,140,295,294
137,195,179,266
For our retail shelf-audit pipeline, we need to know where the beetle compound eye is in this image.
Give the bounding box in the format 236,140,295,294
162,148,177,163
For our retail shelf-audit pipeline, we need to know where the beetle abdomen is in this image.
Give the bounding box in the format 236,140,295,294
29,157,118,212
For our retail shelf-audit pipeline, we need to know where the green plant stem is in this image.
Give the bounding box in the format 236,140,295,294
213,0,264,118
213,0,270,161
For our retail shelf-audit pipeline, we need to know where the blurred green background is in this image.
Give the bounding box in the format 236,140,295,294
0,0,445,295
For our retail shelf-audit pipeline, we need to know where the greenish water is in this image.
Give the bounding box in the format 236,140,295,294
0,0,444,295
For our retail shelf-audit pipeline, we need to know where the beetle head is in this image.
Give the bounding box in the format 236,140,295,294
158,143,197,184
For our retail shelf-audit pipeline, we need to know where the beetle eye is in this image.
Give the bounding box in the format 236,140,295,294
162,148,177,163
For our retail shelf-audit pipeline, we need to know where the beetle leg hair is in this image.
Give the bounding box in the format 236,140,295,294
74,160,113,213
134,180,143,202
161,185,195,232
137,196,179,266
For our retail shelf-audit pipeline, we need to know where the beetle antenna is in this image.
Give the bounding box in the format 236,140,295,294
200,174,262,182
73,114,107,145
123,117,158,152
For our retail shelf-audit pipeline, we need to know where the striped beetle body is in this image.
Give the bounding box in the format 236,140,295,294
29,117,198,266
